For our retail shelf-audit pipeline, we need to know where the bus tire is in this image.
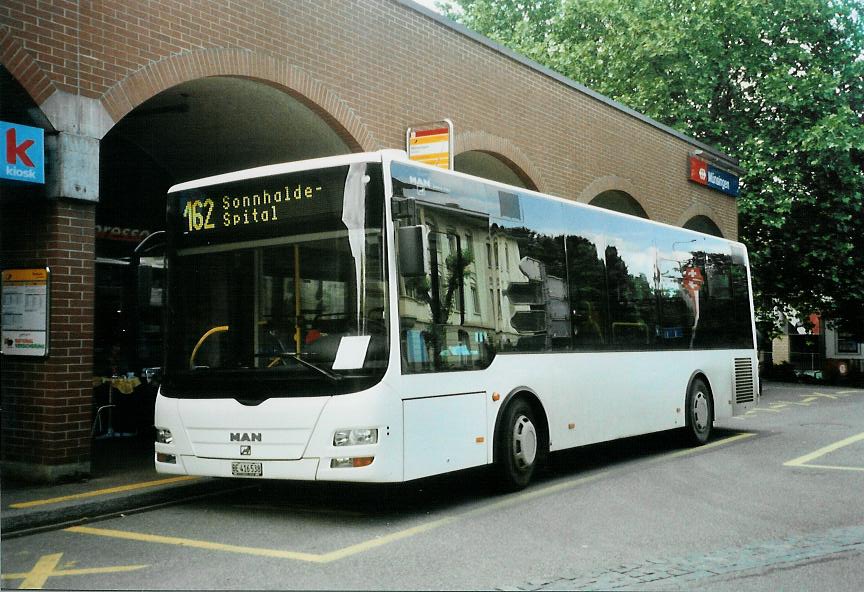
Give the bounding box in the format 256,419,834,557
683,377,713,446
496,398,539,491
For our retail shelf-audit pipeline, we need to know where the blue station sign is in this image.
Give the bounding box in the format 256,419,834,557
1,121,45,184
689,155,739,197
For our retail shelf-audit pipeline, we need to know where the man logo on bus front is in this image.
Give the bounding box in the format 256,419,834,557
230,432,262,442
240,446,252,456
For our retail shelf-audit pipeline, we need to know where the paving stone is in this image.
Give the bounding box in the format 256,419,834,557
503,525,864,591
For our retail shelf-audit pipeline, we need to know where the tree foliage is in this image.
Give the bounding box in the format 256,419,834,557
444,0,864,335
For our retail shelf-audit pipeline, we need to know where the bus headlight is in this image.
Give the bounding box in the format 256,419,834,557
333,428,378,446
156,452,177,464
156,428,173,444
331,456,374,468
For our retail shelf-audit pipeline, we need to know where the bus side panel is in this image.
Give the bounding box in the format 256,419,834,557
482,350,745,455
475,352,682,453
402,392,487,481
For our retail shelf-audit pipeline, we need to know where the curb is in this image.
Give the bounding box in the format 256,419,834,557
1,478,238,537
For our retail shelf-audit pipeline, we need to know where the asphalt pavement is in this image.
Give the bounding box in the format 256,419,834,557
2,379,860,538
1,433,232,537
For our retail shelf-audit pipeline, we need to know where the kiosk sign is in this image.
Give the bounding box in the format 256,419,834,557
2,268,50,356
1,121,45,184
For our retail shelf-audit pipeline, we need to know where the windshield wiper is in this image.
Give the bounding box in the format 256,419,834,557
270,352,343,383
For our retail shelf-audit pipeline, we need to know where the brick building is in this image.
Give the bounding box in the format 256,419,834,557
0,0,742,481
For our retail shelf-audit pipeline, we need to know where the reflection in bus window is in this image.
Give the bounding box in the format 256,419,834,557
399,215,494,373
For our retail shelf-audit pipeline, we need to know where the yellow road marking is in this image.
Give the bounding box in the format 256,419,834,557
64,432,756,563
9,476,199,509
809,392,839,400
65,525,325,562
784,431,864,470
745,407,782,414
788,464,864,472
19,552,60,589
646,432,756,460
740,387,864,417
1,553,146,589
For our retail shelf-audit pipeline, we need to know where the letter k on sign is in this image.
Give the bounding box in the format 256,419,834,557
6,127,35,167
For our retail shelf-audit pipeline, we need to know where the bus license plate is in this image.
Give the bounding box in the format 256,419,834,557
231,461,262,477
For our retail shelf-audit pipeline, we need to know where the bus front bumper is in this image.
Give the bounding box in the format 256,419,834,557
155,454,320,480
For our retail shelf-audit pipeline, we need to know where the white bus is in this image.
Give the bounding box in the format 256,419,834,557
155,150,758,490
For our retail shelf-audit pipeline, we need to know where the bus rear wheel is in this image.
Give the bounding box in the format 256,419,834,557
496,399,538,491
683,377,713,446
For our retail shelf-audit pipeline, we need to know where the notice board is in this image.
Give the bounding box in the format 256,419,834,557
2,268,50,356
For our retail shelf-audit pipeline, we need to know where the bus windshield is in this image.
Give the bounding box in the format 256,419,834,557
162,162,388,397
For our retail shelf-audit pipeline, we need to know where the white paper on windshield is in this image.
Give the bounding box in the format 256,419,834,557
332,335,371,370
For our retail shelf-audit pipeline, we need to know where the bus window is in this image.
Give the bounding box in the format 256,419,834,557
495,194,569,353
604,220,657,350
164,163,389,397
566,221,608,349
730,247,754,348
397,210,493,373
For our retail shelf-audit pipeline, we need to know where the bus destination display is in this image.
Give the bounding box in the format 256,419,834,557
172,167,348,247
182,182,323,233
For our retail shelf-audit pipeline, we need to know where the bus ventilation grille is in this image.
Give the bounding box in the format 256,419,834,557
734,358,755,404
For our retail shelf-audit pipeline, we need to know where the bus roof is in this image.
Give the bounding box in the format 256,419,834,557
169,149,746,251
167,151,403,194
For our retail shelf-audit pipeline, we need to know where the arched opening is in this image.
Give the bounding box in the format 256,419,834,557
589,190,649,219
454,150,535,189
683,215,723,237
94,76,354,434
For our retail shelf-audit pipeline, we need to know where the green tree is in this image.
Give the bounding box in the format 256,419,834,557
445,0,864,336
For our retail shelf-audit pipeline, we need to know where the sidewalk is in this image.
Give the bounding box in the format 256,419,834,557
1,434,228,536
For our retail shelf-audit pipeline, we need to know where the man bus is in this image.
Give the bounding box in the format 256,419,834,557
155,150,758,490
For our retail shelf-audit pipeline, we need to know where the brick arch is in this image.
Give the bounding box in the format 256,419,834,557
577,175,656,220
0,26,58,110
676,203,725,237
99,48,378,151
455,130,544,192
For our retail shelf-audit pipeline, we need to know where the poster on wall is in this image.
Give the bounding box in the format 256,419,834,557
2,268,50,356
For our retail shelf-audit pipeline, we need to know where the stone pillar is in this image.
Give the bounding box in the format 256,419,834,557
1,92,110,482
1,200,96,481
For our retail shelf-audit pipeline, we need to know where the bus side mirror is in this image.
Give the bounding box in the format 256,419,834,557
397,225,428,278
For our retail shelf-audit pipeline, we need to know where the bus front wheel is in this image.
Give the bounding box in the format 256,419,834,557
496,399,538,491
683,377,713,446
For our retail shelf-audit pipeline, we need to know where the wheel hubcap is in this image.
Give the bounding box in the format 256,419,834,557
512,415,537,469
693,391,709,432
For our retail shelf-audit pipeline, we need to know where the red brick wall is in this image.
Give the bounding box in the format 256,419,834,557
1,197,95,474
0,0,738,236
